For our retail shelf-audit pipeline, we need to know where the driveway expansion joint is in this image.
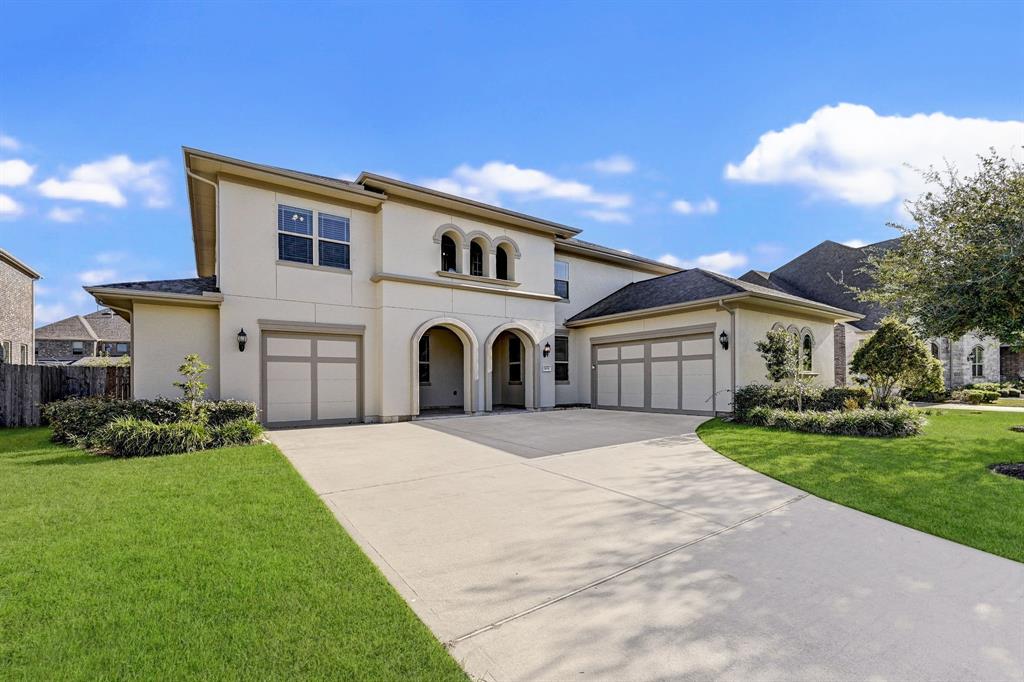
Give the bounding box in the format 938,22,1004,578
446,492,810,647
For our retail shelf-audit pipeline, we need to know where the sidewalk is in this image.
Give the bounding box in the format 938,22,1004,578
913,401,1024,413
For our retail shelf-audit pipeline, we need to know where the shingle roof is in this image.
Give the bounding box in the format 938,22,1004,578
92,276,219,296
36,315,96,340
566,268,845,323
739,239,899,331
83,309,130,341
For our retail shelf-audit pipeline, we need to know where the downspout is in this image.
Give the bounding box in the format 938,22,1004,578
185,168,220,282
717,299,737,414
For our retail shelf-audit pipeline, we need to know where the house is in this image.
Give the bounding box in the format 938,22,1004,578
739,239,1016,387
35,309,131,365
0,248,41,365
85,148,861,426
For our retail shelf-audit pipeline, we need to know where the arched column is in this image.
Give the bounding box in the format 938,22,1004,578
411,317,479,417
483,322,540,412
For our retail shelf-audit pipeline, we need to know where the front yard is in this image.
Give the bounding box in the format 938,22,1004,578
698,409,1024,562
0,428,464,680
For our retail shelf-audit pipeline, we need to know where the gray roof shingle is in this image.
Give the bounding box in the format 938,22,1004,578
92,276,219,296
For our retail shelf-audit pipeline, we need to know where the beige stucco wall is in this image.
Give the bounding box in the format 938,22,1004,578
132,303,219,400
418,325,464,409
734,307,837,387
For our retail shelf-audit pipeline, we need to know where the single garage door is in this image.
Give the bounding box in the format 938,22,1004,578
262,332,362,427
591,331,715,415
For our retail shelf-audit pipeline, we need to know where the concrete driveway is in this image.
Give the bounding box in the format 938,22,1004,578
271,410,1024,682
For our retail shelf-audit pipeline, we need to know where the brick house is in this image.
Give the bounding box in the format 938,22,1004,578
0,248,41,365
740,239,1021,387
35,308,131,365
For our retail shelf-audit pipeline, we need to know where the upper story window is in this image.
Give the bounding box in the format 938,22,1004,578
278,204,351,270
969,346,984,378
441,235,458,272
318,213,351,269
554,260,569,299
72,341,84,356
470,241,484,277
116,342,129,354
555,335,569,382
495,244,510,280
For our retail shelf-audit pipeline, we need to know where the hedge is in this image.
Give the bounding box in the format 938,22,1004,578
100,417,211,457
744,406,925,437
959,389,1000,405
733,384,871,420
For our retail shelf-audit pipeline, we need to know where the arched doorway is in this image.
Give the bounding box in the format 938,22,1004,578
411,318,477,417
484,324,537,412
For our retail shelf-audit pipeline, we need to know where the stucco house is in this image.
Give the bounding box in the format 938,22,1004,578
85,148,862,427
35,308,131,365
0,248,41,365
739,239,1017,387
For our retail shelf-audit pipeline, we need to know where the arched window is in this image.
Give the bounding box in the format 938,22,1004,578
440,234,458,272
969,346,984,378
470,241,484,277
802,333,813,371
931,342,940,359
495,244,510,280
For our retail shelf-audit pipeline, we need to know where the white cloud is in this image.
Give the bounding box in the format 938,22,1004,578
35,302,72,326
78,268,117,285
94,250,127,264
0,134,19,151
659,250,749,274
0,193,23,217
425,161,631,210
0,159,35,187
47,206,84,223
842,239,868,248
38,154,169,207
588,154,635,175
671,197,719,215
725,103,1024,206
582,209,631,224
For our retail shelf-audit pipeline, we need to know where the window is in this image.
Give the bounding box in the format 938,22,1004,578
555,335,569,382
554,259,569,299
441,235,458,273
20,344,27,365
470,241,484,277
116,343,129,354
72,341,84,356
318,213,351,269
278,205,314,264
508,336,522,383
0,341,8,364
495,245,509,280
969,346,984,378
802,333,813,371
931,342,940,359
418,335,430,384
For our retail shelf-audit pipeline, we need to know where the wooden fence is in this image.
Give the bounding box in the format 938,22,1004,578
0,365,131,428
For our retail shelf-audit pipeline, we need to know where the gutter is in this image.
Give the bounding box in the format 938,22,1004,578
718,299,738,412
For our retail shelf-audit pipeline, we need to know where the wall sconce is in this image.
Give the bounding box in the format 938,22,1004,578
543,342,552,357
719,331,729,350
237,328,248,352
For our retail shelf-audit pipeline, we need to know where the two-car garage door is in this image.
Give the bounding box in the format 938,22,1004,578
262,332,362,427
592,331,716,415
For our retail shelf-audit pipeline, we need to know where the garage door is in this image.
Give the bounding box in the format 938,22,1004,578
262,332,362,427
591,332,715,415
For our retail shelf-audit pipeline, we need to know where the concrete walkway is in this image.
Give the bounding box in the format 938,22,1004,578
271,410,1024,682
913,401,1024,412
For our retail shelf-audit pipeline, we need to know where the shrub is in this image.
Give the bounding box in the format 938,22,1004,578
209,418,264,448
818,386,872,411
961,389,999,404
734,384,871,419
744,406,925,437
99,417,210,457
967,382,1001,392
999,387,1021,398
206,400,260,426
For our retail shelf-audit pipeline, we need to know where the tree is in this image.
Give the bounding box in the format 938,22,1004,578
858,149,1024,349
174,353,210,423
850,318,933,406
755,328,814,410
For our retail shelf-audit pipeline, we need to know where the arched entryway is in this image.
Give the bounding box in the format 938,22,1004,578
484,324,538,412
411,318,478,417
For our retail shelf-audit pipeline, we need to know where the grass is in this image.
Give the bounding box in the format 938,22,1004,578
0,428,465,681
995,397,1024,407
698,409,1024,563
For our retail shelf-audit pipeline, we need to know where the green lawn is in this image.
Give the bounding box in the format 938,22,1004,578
0,428,465,681
698,410,1024,562
995,397,1024,407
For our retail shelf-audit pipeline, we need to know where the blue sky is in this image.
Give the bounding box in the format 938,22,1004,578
2,1,1022,324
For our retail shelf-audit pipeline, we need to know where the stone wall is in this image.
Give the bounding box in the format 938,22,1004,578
35,339,98,364
833,324,846,385
0,260,34,365
1000,347,1024,383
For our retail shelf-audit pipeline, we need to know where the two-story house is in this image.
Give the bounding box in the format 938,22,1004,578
85,148,861,426
0,248,41,365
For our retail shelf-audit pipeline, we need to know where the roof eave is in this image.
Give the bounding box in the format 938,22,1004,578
554,240,678,275
84,285,224,309
0,248,42,279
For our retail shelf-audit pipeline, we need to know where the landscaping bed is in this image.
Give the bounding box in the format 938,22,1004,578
698,409,1024,562
0,428,465,680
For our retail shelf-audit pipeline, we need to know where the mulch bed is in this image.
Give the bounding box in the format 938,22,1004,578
989,463,1024,480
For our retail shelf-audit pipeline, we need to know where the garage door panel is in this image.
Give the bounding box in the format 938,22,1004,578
620,344,644,360
682,337,713,356
682,358,714,411
267,401,312,423
267,337,311,357
620,363,645,407
264,332,361,426
596,346,618,361
651,341,678,358
318,339,358,359
596,365,619,407
650,360,679,409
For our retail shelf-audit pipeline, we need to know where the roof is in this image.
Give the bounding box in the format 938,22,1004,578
82,309,130,341
566,267,861,324
36,308,130,342
555,237,678,275
88,276,219,297
0,248,41,279
739,238,900,331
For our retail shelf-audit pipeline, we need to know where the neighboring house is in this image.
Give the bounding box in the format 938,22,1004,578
739,239,1016,387
35,309,131,365
85,148,861,426
0,248,41,365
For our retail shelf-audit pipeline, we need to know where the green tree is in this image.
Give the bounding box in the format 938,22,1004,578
755,328,814,410
850,318,933,406
859,149,1024,349
174,354,210,423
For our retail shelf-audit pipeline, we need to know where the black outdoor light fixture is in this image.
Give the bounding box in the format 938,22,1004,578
543,342,552,357
719,330,729,350
237,328,248,352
